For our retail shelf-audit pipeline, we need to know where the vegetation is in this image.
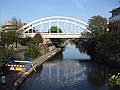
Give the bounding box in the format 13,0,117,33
18,36,33,46
81,15,108,58
0,28,48,61
24,33,49,58
48,26,66,47
86,15,107,38
0,48,14,61
82,15,120,64
33,32,43,45
1,30,20,47
81,15,120,86
48,26,63,33
25,43,48,58
0,30,20,62
25,43,40,58
108,73,120,86
81,15,120,62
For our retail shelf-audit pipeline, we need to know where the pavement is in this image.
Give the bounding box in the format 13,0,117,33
0,71,20,90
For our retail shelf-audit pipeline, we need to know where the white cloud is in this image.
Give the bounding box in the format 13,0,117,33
71,0,86,11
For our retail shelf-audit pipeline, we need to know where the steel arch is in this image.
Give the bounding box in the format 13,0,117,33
20,16,88,33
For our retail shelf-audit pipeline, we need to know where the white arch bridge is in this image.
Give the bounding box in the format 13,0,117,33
20,16,89,38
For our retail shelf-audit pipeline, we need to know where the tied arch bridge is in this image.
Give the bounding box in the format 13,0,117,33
20,16,89,38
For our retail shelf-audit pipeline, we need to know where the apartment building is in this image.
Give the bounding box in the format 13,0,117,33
109,7,120,36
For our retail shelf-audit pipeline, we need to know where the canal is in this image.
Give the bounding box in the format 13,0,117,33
19,43,117,90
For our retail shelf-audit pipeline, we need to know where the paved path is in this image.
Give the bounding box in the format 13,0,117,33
0,71,21,90
0,48,61,90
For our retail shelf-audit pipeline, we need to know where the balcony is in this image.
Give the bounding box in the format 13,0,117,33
109,14,120,23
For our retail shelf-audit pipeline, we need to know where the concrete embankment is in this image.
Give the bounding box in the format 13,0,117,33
13,48,61,90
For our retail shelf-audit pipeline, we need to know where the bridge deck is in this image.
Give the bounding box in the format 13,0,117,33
22,33,83,38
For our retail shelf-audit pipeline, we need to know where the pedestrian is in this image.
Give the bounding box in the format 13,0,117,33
1,74,6,87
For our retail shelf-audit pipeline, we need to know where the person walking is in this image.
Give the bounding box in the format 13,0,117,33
1,74,6,87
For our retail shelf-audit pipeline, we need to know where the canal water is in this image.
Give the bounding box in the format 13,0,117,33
19,43,118,90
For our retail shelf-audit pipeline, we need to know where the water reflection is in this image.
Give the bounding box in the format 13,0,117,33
86,62,109,89
63,43,90,60
43,60,87,84
19,44,119,90
19,59,113,90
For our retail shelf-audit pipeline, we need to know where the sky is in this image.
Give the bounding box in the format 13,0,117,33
0,0,119,24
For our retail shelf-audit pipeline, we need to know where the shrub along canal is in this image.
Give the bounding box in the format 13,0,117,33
19,43,119,90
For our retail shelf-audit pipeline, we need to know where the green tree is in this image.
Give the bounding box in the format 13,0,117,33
25,42,40,58
81,15,108,58
1,30,20,47
48,26,65,46
33,33,43,45
48,26,63,33
18,37,33,46
86,15,107,38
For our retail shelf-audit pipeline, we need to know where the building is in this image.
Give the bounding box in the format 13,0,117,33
1,21,26,31
109,7,120,36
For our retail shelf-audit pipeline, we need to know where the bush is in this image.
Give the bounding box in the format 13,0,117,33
108,73,120,86
0,48,13,61
25,43,41,58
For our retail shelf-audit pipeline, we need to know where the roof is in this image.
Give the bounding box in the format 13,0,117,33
110,7,120,13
